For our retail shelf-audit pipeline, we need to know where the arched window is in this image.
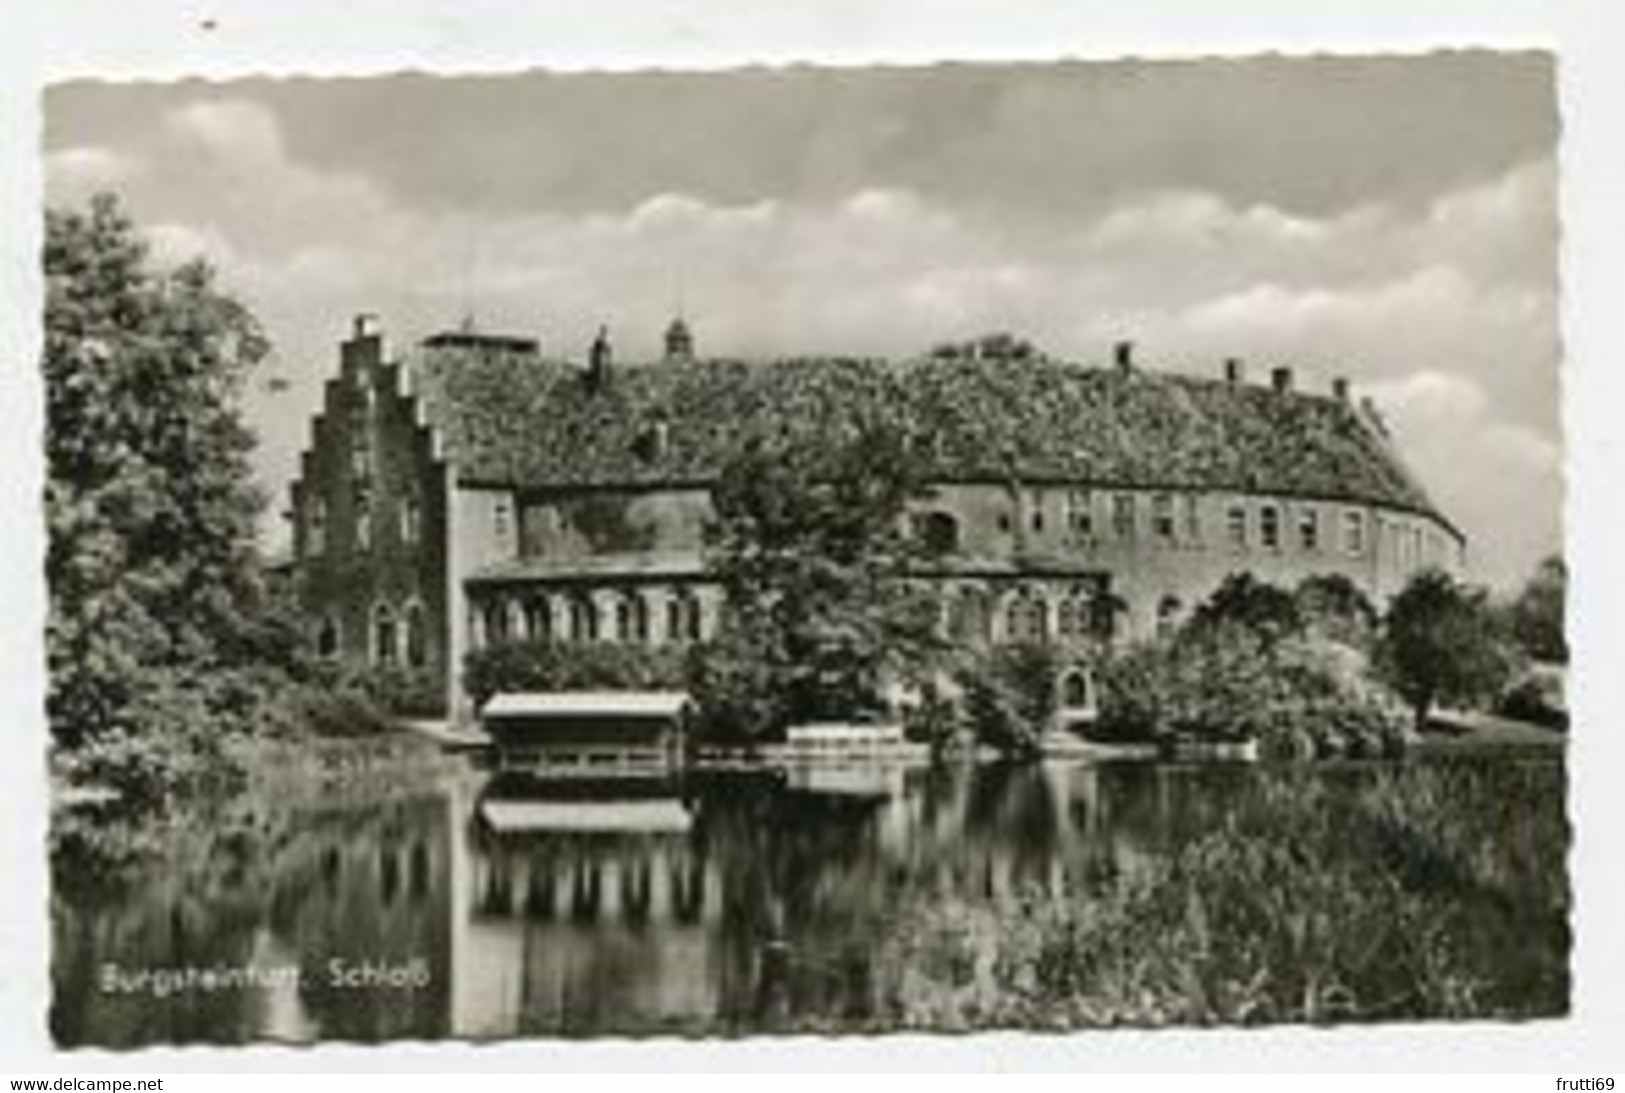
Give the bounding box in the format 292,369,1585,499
483,597,510,645
523,597,552,643
616,591,649,644
1006,592,1049,644
373,602,398,667
1061,671,1091,709
948,587,992,644
355,489,373,552
912,511,960,556
404,602,427,667
399,492,422,546
666,591,701,644
570,596,599,643
316,616,340,659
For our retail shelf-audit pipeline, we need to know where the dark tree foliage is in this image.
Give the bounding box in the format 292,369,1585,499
1377,568,1513,731
690,420,945,742
46,194,281,796
1506,554,1567,664
1188,572,1303,650
1295,572,1378,649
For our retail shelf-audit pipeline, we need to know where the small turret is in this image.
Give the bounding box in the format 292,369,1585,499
587,325,613,391
664,316,694,362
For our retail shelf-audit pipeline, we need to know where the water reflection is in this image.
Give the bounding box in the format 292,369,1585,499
51,756,1536,1044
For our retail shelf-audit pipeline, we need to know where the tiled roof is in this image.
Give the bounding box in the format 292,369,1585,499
407,344,1453,532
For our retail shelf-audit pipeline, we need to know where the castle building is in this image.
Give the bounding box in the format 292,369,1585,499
289,315,1464,715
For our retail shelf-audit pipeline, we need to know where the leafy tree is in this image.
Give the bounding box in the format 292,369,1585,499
1376,568,1513,731
955,643,1057,757
1295,572,1378,649
46,194,277,795
1506,554,1567,664
691,421,945,742
1188,572,1302,651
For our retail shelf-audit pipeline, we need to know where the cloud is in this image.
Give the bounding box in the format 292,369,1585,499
41,81,1559,587
44,146,137,196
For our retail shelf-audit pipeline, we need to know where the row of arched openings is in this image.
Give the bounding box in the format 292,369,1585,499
480,589,702,647
947,587,1123,645
314,601,429,668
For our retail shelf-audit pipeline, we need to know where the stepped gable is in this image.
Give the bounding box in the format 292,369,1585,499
408,341,1449,527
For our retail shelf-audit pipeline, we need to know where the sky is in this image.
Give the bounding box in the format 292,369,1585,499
42,52,1561,590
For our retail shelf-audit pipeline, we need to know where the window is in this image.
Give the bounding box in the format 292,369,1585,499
996,512,1013,533
373,603,398,667
1227,505,1248,549
1151,494,1175,542
316,616,340,659
1260,505,1280,550
1057,594,1089,641
404,602,427,667
1030,498,1045,533
1298,507,1320,553
482,598,510,645
665,592,702,643
1065,490,1094,538
913,511,960,556
1344,511,1366,556
616,592,649,644
494,498,512,539
1061,671,1091,709
1183,495,1201,543
307,497,327,556
1112,494,1135,539
355,489,372,552
400,493,421,546
570,596,599,643
524,597,552,642
1005,593,1049,643
949,588,992,644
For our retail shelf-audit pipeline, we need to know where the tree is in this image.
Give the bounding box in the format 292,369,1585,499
46,194,275,793
690,421,945,742
1295,572,1378,649
1506,554,1567,664
1376,568,1512,731
1188,572,1302,651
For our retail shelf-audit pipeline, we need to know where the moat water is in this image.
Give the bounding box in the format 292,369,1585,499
50,753,1566,1044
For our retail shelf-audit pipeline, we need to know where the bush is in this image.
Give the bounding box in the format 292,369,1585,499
1497,674,1568,731
1095,622,1401,757
463,640,688,709
953,644,1062,757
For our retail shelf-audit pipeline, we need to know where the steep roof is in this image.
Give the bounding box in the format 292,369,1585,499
406,343,1453,533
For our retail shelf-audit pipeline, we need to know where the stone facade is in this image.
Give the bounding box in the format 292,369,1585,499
289,317,1463,714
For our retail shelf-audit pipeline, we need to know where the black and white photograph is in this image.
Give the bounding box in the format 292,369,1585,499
34,42,1578,1050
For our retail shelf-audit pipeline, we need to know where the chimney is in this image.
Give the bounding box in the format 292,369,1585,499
1224,357,1244,386
587,325,613,392
343,313,388,374
1332,376,1350,403
1270,366,1293,394
1113,340,1135,375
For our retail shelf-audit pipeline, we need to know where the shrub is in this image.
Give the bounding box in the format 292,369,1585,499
462,640,687,709
953,644,1060,757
